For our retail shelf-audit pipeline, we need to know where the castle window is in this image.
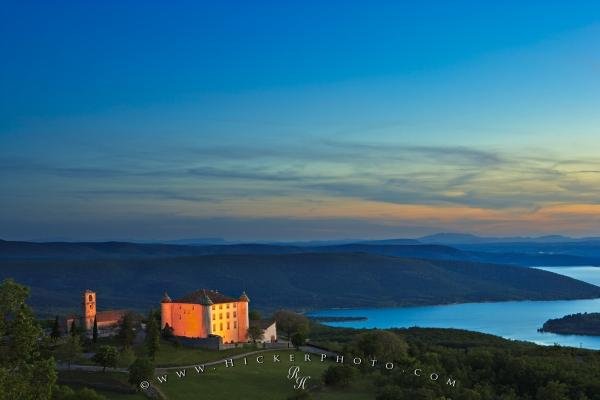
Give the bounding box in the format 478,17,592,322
90,305,92,309
219,305,222,309
220,313,222,320
220,323,223,330
234,321,237,328
226,303,229,308
213,324,216,331
233,311,236,318
212,305,215,310
212,314,215,321
226,312,229,319
227,322,230,330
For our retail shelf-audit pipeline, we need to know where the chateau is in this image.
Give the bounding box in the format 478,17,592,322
161,289,250,343
64,290,127,333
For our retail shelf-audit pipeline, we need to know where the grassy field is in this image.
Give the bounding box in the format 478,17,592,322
60,333,376,399
77,337,254,367
157,350,372,400
152,340,254,367
62,347,377,400
61,351,375,400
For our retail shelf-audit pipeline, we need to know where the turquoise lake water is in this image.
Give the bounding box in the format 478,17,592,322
310,266,600,349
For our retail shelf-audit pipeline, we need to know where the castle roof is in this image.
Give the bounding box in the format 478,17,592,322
162,291,172,303
250,319,275,330
174,289,239,305
62,310,127,324
95,310,128,323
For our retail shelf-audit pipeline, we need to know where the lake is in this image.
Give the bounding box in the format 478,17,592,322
310,266,600,349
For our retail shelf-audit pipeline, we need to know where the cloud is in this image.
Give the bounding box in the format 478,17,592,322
72,189,216,203
185,166,314,182
320,140,505,166
0,159,129,179
4,139,600,227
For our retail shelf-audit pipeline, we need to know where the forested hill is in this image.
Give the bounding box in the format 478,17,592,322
540,313,600,336
0,239,467,259
1,239,599,266
1,252,599,316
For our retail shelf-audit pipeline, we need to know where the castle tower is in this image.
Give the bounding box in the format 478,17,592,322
83,290,96,330
237,291,250,342
160,291,172,330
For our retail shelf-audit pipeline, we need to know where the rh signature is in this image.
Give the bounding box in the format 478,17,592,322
287,365,311,390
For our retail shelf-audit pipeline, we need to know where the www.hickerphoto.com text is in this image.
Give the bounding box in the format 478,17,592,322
153,352,458,388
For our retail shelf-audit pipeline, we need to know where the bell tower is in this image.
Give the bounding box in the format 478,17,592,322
83,290,97,330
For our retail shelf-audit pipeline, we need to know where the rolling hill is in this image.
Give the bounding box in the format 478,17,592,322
1,251,599,316
2,239,599,266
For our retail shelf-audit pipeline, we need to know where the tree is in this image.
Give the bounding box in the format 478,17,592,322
70,388,106,400
352,330,408,362
291,331,306,350
51,316,61,340
52,386,106,400
150,308,161,325
55,335,83,369
162,323,174,339
128,357,155,388
92,317,98,343
249,310,262,321
119,347,136,368
248,324,264,343
273,310,309,345
70,319,79,336
287,391,313,400
145,311,160,359
117,313,136,348
50,385,75,400
376,385,405,400
322,365,355,387
0,278,57,400
93,345,119,372
536,381,570,400
52,385,106,400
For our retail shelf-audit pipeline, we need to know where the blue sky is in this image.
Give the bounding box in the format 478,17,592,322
1,1,600,240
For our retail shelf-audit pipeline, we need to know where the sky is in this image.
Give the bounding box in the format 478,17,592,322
1,1,600,241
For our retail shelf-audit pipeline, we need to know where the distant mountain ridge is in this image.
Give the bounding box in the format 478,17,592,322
417,232,600,244
1,252,599,316
1,238,600,267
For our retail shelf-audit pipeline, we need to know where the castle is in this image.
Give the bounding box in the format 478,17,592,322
161,289,250,343
64,290,127,333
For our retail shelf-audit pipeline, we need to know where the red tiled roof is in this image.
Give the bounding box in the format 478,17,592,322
251,319,276,329
175,289,238,304
95,310,128,323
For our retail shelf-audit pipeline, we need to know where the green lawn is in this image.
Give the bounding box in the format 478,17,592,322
157,350,373,400
151,340,253,367
60,350,376,400
73,338,254,368
159,350,319,400
313,378,375,399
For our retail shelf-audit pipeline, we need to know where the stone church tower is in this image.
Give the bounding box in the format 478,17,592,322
83,289,96,330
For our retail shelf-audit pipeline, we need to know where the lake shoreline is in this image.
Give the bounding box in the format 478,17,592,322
309,266,600,350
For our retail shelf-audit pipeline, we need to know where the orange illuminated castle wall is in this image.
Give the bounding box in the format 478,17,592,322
161,289,250,343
